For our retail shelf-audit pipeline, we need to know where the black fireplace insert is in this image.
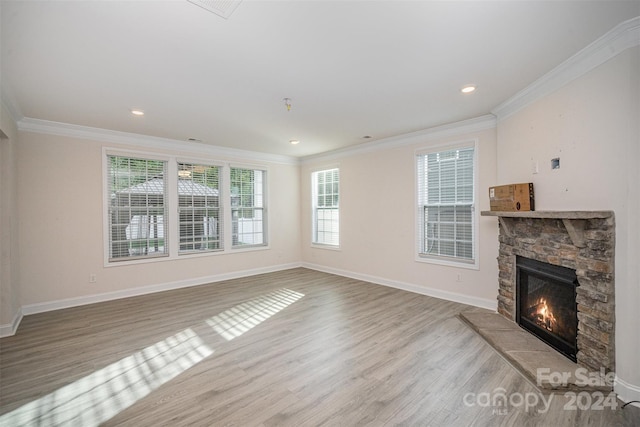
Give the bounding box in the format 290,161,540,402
516,256,579,362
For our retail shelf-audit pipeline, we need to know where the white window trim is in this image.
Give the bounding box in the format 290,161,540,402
228,163,269,250
175,158,225,256
103,148,173,267
102,148,270,267
414,139,480,270
310,164,341,249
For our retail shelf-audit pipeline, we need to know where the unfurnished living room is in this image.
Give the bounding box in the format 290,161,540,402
1,1,639,426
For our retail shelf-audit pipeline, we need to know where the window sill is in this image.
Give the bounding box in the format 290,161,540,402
415,254,479,270
311,243,341,251
230,244,270,253
105,245,270,267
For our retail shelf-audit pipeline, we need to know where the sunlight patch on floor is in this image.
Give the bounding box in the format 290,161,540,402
0,287,305,426
207,288,305,340
0,328,213,427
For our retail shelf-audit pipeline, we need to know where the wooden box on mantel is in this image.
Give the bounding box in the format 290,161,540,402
489,183,535,211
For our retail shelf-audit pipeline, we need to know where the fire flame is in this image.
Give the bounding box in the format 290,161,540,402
534,298,557,332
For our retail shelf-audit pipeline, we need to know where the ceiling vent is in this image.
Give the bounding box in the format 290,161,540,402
186,0,242,19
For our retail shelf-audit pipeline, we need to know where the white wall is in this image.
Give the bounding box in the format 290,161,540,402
301,124,498,309
496,46,640,402
0,100,21,335
16,130,301,311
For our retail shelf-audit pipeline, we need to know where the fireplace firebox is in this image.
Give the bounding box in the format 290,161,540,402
516,256,579,362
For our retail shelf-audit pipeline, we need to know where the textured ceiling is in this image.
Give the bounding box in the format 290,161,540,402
2,1,638,157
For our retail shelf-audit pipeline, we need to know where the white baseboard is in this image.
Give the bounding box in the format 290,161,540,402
302,262,497,311
6,262,495,336
615,376,640,408
20,262,303,317
15,262,496,323
0,308,24,338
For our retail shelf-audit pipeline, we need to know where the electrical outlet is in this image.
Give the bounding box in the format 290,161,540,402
456,273,462,282
531,160,539,174
89,274,97,283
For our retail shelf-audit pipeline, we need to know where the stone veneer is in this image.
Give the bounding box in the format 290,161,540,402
482,211,615,374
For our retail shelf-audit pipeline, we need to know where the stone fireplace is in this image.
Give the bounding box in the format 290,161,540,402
481,210,615,374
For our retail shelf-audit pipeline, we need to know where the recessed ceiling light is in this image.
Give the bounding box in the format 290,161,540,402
130,109,145,116
461,85,476,94
289,139,300,145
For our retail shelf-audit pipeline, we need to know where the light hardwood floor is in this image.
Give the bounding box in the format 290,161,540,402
1,268,638,426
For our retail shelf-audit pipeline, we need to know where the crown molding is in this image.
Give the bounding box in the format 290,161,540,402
16,113,496,167
17,117,299,165
300,114,496,164
492,16,640,121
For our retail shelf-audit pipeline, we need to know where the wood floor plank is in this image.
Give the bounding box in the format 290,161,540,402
1,268,638,426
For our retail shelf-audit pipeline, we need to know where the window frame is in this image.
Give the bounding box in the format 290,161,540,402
415,140,479,269
103,149,269,267
311,166,340,249
229,164,268,249
104,150,170,263
176,159,225,255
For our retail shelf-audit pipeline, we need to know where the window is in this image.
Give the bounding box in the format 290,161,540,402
178,163,222,253
417,145,475,263
230,167,266,247
105,151,270,264
312,168,339,246
107,155,168,261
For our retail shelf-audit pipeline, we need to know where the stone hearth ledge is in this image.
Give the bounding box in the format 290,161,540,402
459,310,613,393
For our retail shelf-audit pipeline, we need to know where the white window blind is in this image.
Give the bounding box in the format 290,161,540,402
178,163,222,253
107,155,168,261
230,167,266,247
417,146,474,262
312,168,339,246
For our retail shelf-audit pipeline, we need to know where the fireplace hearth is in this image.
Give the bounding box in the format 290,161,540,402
516,256,578,362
